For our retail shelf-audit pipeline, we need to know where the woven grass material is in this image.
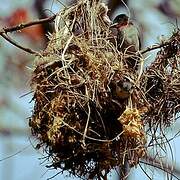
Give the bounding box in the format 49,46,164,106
29,0,180,179
141,30,180,128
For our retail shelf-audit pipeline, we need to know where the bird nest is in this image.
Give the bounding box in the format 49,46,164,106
29,0,180,179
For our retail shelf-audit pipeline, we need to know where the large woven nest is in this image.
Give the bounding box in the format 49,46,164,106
29,0,180,179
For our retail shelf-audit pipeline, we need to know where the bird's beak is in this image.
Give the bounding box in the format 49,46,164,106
110,22,118,28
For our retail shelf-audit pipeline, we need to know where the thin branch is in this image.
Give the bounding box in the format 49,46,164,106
0,33,40,55
0,13,173,56
0,15,56,34
140,41,170,54
0,15,56,55
140,155,180,180
0,145,30,162
124,41,170,59
140,161,180,180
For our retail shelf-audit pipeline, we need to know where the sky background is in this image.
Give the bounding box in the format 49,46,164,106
0,0,179,180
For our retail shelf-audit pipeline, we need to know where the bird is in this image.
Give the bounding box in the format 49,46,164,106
110,77,133,100
115,80,133,99
110,14,141,70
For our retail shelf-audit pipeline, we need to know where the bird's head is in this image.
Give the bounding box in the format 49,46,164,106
110,14,129,29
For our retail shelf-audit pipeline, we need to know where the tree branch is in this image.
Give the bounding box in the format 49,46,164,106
0,14,172,56
140,41,170,54
0,15,56,55
140,155,180,180
124,41,170,59
0,15,56,34
0,33,39,55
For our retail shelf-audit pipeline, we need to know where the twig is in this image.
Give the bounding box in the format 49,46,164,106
140,155,180,180
0,15,56,55
0,33,39,55
0,145,30,161
0,15,56,34
140,161,180,180
124,41,170,61
140,41,170,54
0,14,171,56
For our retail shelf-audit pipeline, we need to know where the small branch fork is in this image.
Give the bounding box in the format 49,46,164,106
0,15,56,55
0,14,171,55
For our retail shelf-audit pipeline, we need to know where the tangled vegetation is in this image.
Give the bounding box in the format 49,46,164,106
28,0,180,179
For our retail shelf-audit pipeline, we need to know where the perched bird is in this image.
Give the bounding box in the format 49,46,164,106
110,78,133,100
111,14,141,70
115,80,132,99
